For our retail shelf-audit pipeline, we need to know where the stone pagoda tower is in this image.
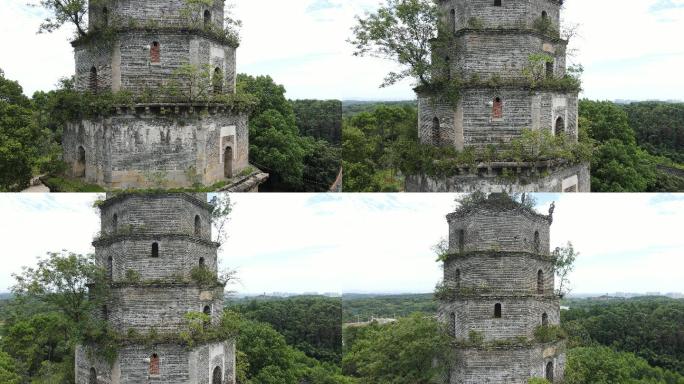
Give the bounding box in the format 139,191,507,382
75,193,235,384
439,194,565,383
62,0,267,190
407,0,590,192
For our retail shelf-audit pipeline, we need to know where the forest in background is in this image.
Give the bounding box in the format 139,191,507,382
342,100,684,192
341,294,684,384
0,70,341,193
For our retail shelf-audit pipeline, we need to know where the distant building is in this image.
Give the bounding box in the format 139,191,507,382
438,194,565,383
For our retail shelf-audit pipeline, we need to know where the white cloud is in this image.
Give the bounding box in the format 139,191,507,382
0,193,681,296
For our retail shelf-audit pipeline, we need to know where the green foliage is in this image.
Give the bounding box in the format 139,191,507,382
0,69,54,191
622,102,684,163
565,346,684,384
579,99,683,191
468,330,484,344
453,192,539,216
234,313,352,384
41,176,106,192
124,269,141,283
348,0,448,87
209,193,233,245
532,16,559,38
341,294,437,323
342,104,418,191
552,242,578,296
190,266,220,286
237,74,341,192
533,325,566,343
31,0,91,37
528,378,551,384
0,351,21,384
561,297,684,375
291,99,343,144
228,296,342,364
433,282,457,302
342,313,452,384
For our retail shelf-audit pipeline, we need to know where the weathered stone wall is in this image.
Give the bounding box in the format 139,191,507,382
74,33,236,95
442,297,560,340
99,194,213,240
444,254,555,294
62,109,249,189
76,341,236,384
418,90,578,149
106,284,224,332
439,0,562,32
446,209,550,255
449,343,565,384
451,32,566,81
405,162,591,192
89,0,226,30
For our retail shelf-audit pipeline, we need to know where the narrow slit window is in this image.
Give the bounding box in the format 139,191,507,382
107,256,113,280
534,231,540,252
494,0,502,6
458,229,465,253
494,303,502,318
451,313,456,336
199,257,205,267
151,42,160,63
152,242,159,258
455,269,461,289
194,215,201,236
213,67,223,93
537,270,544,294
492,97,503,119
150,354,160,375
89,368,97,384
542,312,548,326
450,9,456,32
546,61,554,78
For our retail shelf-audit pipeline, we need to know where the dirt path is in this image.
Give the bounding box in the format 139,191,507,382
21,176,50,193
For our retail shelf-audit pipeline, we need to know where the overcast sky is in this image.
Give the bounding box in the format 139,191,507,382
0,0,683,101
0,193,682,296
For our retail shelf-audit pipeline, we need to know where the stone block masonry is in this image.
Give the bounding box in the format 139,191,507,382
438,197,565,383
76,193,235,384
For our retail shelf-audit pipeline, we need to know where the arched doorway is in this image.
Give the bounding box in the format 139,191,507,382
555,117,565,136
224,146,233,178
542,312,549,326
89,367,97,384
546,361,554,381
76,146,86,178
212,366,223,384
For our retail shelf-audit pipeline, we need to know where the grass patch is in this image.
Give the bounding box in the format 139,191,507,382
42,176,106,192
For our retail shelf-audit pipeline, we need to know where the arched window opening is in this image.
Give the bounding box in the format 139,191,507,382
89,368,97,384
150,354,160,375
199,257,205,268
195,215,201,236
77,146,86,178
494,0,502,6
224,146,233,178
204,305,211,316
542,11,548,19
546,61,554,78
213,67,223,94
212,366,223,384
450,9,456,32
450,312,456,336
107,256,113,280
458,229,465,253
204,10,212,27
151,242,159,258
492,97,503,119
102,7,109,27
542,312,549,326
534,231,540,252
89,67,98,92
150,42,160,63
431,117,440,146
494,303,502,318
537,269,544,294
546,361,554,381
555,116,565,136
455,269,461,289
